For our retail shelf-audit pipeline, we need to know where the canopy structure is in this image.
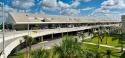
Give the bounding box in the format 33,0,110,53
6,11,119,25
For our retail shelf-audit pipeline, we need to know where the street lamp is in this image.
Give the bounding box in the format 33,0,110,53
0,2,5,58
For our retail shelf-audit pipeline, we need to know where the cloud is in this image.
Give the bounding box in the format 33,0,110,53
71,1,80,7
60,9,80,15
58,1,70,8
80,0,92,2
58,1,80,8
41,0,81,15
101,0,125,9
42,0,58,9
91,0,125,21
80,7,95,11
92,0,125,15
12,0,35,9
5,5,16,12
0,2,15,12
41,0,80,9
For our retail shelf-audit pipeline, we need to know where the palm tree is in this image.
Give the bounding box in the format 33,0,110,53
53,36,96,58
105,31,111,58
23,35,35,58
120,32,125,52
31,49,49,58
91,32,101,49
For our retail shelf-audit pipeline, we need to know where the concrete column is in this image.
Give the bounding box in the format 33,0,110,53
52,33,54,39
122,15,125,32
62,32,63,38
66,23,68,36
40,36,43,42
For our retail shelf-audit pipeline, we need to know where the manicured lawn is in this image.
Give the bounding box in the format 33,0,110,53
82,44,124,58
84,34,125,47
8,44,125,58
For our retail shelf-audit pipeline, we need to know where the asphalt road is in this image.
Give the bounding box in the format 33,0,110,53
19,38,62,52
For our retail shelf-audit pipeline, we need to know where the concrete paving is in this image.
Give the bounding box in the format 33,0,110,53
83,42,125,51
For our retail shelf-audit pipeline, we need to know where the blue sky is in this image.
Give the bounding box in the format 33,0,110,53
0,0,106,15
0,0,125,21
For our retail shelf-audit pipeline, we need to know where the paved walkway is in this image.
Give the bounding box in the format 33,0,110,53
83,42,125,50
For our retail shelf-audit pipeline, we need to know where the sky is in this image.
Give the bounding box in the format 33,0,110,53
0,0,125,21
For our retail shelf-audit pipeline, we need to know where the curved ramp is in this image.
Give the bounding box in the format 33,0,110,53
0,24,118,58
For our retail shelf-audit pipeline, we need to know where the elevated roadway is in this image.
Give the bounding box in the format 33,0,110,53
0,24,119,58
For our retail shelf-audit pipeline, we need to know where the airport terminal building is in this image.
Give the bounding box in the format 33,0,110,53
5,11,119,30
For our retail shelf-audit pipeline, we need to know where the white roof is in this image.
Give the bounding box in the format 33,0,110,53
7,11,119,24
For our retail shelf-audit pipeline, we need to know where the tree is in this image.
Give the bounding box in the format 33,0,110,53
53,36,96,58
31,49,49,58
91,32,101,49
23,35,35,58
0,24,2,29
120,33,125,52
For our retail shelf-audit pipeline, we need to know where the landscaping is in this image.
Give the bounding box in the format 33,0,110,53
8,35,125,58
8,44,125,58
83,33,125,47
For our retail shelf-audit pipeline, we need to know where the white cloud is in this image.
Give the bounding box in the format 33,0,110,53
42,0,80,9
60,9,80,15
58,1,80,8
91,0,125,21
92,0,125,15
58,1,70,8
12,0,35,9
80,7,95,11
102,0,125,9
0,2,15,12
80,0,92,2
41,0,81,15
42,0,58,9
71,1,80,7
102,0,114,6
4,5,16,12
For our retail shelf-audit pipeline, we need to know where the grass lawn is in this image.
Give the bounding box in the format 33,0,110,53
84,34,125,47
8,44,125,58
82,44,125,58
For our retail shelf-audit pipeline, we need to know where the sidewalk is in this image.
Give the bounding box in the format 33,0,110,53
83,42,125,50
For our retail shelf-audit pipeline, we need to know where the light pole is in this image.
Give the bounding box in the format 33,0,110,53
27,16,31,36
0,2,5,58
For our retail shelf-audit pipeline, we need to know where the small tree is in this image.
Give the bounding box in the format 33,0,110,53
31,49,49,58
53,36,96,58
23,35,35,58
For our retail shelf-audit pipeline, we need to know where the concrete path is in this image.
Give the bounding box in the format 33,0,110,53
83,42,125,50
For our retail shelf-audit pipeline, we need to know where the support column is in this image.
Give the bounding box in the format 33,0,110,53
52,33,54,39
66,23,68,36
62,32,63,38
122,15,125,32
121,15,125,52
40,36,43,42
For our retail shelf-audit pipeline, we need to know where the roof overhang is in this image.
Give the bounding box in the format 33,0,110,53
15,22,121,25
